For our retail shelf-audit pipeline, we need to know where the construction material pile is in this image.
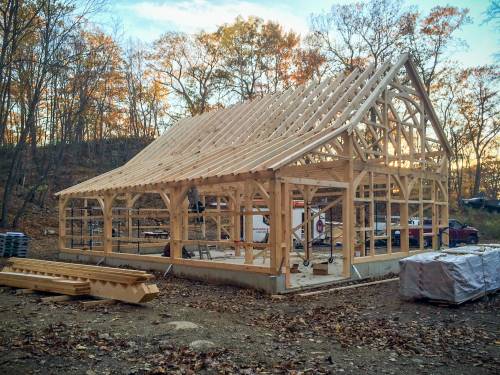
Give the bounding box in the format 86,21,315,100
0,258,159,303
399,245,500,304
0,232,29,257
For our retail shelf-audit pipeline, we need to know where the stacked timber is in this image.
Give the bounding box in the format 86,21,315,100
0,272,90,295
0,258,159,303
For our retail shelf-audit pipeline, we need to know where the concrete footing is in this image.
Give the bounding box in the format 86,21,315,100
352,258,400,279
59,252,402,294
59,252,286,294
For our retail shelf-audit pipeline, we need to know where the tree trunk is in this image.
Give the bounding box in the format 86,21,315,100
473,157,482,197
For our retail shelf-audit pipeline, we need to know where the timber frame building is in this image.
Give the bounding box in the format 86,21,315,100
57,54,450,292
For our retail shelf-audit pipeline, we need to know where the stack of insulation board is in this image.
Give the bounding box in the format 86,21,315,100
0,258,159,303
399,245,500,304
0,232,29,257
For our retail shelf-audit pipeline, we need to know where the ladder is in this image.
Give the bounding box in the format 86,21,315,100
193,214,212,260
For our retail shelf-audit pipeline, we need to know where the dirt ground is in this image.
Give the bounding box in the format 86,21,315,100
0,239,498,374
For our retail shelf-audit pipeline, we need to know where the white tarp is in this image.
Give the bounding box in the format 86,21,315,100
399,245,500,304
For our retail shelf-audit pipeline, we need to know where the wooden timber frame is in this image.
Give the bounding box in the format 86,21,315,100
56,54,450,290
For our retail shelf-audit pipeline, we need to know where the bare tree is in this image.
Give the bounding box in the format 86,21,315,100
310,0,412,72
150,31,225,117
1,0,102,227
405,6,470,94
457,66,500,196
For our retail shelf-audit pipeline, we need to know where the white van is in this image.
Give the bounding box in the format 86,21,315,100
250,201,326,244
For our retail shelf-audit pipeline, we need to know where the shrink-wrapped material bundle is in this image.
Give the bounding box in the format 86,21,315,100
399,246,500,304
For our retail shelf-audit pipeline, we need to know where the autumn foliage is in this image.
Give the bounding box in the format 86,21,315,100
0,0,498,228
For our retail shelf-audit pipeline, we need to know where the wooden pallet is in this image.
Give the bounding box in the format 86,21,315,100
1,258,159,303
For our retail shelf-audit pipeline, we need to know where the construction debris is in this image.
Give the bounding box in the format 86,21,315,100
297,277,399,297
0,258,159,303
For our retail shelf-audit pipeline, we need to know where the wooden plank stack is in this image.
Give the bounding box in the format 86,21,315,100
0,258,159,303
0,272,90,295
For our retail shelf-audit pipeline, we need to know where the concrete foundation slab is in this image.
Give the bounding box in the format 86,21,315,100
59,252,286,294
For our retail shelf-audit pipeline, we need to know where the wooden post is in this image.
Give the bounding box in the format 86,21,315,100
303,187,311,263
201,195,206,239
282,182,291,287
182,197,189,241
58,197,68,250
400,176,410,253
360,183,366,255
102,194,114,253
170,186,184,259
83,198,88,244
216,196,221,241
233,188,241,256
125,193,133,239
269,178,282,275
369,172,375,257
431,180,439,249
244,187,254,264
442,159,450,247
418,179,424,250
386,174,392,255
343,133,354,278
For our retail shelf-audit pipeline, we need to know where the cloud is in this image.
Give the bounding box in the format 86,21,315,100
126,0,310,36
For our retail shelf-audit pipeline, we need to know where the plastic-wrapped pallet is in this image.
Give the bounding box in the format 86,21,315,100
0,232,29,258
0,234,5,257
399,246,500,304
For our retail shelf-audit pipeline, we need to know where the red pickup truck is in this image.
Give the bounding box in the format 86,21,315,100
447,219,479,246
394,219,479,247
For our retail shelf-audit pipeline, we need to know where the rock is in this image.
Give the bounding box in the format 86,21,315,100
189,340,216,350
166,321,199,330
98,333,110,340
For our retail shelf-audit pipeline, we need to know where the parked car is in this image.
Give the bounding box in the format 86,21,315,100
462,195,500,212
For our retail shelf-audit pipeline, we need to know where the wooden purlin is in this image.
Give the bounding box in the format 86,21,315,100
228,85,305,144
262,78,325,138
228,92,286,144
217,93,279,145
281,70,356,136
57,54,450,197
236,86,300,142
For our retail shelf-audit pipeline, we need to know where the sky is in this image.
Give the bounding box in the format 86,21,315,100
90,0,499,67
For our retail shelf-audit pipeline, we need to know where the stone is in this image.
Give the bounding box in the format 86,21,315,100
166,321,199,330
189,340,216,350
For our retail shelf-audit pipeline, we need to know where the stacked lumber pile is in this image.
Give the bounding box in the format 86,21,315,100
0,272,90,295
0,258,159,303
